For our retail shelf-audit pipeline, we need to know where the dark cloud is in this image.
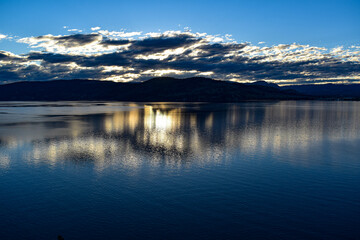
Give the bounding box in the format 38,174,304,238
35,33,101,48
100,39,133,46
81,52,130,67
28,52,80,63
129,34,201,54
0,69,20,80
195,43,248,57
0,51,9,60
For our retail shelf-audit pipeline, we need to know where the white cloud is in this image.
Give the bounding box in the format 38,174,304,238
91,27,101,31
331,46,344,54
212,37,224,42
98,30,142,38
225,34,234,41
0,34,7,40
67,29,83,32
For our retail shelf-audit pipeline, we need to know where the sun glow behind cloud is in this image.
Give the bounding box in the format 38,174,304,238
0,27,359,85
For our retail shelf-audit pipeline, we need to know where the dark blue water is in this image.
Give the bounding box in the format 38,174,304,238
0,101,359,239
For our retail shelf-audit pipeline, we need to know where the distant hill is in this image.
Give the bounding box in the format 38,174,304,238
0,77,307,102
246,81,281,89
283,84,360,98
246,81,360,99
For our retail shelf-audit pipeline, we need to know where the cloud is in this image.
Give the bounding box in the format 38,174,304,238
19,33,102,48
67,29,83,33
27,52,80,63
0,34,7,40
98,30,142,38
91,27,101,31
100,38,133,46
129,33,201,55
1,30,359,84
17,33,105,54
0,51,24,61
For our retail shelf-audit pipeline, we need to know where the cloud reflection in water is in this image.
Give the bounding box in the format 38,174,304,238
0,101,359,171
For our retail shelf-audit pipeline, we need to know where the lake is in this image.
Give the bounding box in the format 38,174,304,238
0,101,359,239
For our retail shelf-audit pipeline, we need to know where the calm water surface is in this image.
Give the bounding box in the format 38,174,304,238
0,101,359,239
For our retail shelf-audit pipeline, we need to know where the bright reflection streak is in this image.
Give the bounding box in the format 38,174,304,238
144,106,179,131
154,110,173,130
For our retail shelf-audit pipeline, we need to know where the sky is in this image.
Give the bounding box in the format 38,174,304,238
0,0,359,85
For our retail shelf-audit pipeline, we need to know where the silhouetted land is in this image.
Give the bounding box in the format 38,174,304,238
282,84,360,99
0,77,357,101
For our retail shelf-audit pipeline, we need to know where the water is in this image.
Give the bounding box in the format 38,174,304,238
0,101,359,239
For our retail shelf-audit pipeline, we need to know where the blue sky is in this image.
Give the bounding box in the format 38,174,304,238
1,0,359,49
0,0,359,84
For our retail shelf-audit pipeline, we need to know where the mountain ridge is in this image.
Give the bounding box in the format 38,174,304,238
0,77,310,102
1,77,358,101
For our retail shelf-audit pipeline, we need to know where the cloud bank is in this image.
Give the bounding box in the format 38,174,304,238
0,28,359,85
